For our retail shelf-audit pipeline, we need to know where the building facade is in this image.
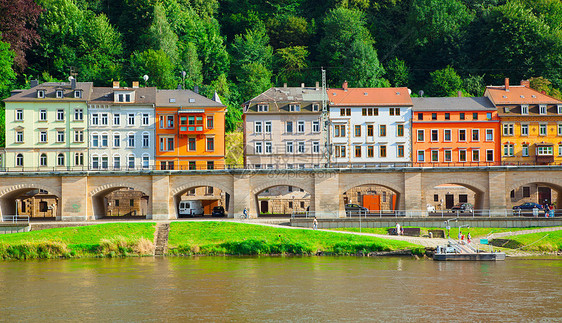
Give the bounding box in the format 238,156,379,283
3,80,92,170
155,89,226,170
485,79,562,165
243,85,327,169
411,97,500,166
328,82,412,165
88,82,156,170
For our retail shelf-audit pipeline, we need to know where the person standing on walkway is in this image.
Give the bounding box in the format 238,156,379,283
396,222,401,235
243,208,248,219
467,232,472,244
458,231,462,242
313,217,318,230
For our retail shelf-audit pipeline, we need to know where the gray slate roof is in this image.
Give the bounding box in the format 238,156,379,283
156,89,225,108
412,97,496,111
245,86,324,104
90,87,157,104
4,82,94,102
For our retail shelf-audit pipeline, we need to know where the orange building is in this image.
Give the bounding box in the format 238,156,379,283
155,90,226,170
411,97,500,166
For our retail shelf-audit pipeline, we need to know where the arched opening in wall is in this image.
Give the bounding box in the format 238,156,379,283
92,187,149,219
509,182,562,216
0,188,59,220
426,184,483,216
256,185,311,217
174,186,230,218
343,184,400,216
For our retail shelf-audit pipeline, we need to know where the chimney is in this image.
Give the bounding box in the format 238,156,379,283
301,83,305,88
315,81,319,89
194,85,199,94
113,81,120,89
30,80,39,88
283,83,287,88
132,81,139,88
177,84,182,90
520,80,530,88
71,78,76,90
504,78,509,91
457,91,462,97
342,81,348,91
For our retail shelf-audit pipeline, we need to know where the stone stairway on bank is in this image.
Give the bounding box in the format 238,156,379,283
154,222,170,256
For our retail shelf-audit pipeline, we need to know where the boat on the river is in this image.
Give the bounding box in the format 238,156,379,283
433,241,506,261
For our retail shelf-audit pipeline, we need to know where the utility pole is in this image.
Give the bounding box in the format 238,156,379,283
321,68,331,167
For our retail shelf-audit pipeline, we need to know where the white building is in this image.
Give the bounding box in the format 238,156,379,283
328,82,412,165
87,82,157,170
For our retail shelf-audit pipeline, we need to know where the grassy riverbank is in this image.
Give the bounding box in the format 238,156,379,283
167,222,423,255
493,230,562,252
331,227,552,238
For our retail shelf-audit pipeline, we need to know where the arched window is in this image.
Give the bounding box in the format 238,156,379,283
74,152,84,166
113,154,121,170
128,154,136,169
91,154,99,169
127,132,135,148
142,132,150,148
57,153,65,166
16,153,24,167
142,153,150,169
40,153,47,167
101,154,109,169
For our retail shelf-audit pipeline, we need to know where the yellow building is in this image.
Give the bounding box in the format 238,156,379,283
485,79,562,165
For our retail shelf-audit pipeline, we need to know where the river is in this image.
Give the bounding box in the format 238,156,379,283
0,257,560,322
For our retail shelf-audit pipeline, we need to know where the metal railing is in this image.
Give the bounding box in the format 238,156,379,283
1,215,30,224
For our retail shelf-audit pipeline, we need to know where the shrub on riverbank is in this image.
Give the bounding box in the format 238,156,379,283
167,222,422,256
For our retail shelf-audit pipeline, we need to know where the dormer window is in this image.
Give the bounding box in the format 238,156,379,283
289,104,300,112
37,90,45,98
521,105,528,115
74,90,82,98
189,98,195,103
56,90,64,98
257,104,269,112
539,105,547,115
312,104,320,112
558,105,562,114
169,98,176,103
118,94,124,102
503,107,510,113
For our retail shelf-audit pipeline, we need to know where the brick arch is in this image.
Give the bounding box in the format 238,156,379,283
508,178,562,193
0,183,61,198
252,179,314,196
424,178,486,194
341,180,403,195
171,181,233,197
89,182,150,197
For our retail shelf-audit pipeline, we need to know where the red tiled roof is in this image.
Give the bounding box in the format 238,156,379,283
485,85,562,105
328,87,412,106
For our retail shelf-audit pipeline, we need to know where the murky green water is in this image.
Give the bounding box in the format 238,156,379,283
0,257,560,322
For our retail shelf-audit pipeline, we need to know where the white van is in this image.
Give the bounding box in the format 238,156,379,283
178,200,204,217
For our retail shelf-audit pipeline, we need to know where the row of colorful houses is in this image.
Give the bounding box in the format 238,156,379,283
243,79,562,168
2,80,226,170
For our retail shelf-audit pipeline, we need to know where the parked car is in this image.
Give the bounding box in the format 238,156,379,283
426,204,436,213
512,203,544,210
345,203,368,215
212,206,226,217
451,203,473,213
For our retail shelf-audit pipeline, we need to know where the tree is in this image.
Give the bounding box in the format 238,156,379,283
344,39,387,87
128,49,177,89
0,0,42,70
238,62,273,101
179,42,203,88
142,3,179,63
274,46,309,85
463,74,485,97
230,26,274,75
0,37,16,147
385,58,410,87
267,15,310,49
427,66,463,97
529,76,562,100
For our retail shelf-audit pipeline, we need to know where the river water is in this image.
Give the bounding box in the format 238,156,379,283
0,257,560,322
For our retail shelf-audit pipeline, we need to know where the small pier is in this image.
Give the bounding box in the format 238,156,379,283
433,240,506,261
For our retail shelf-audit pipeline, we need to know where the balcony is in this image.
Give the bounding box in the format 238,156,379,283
178,110,206,134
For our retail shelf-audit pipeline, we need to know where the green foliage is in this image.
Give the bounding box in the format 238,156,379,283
274,45,309,85
530,76,562,100
128,49,177,88
463,74,485,96
179,42,203,88
267,15,310,48
385,58,410,87
143,3,179,63
344,39,388,87
427,66,464,97
231,26,274,74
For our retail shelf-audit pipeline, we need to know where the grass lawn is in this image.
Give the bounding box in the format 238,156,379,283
499,230,562,252
330,227,554,238
168,222,422,255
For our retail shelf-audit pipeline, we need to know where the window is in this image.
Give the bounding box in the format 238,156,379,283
265,141,272,154
444,129,452,142
367,146,374,158
74,90,82,98
113,133,120,147
74,153,84,166
472,129,479,141
558,124,562,136
521,124,529,136
521,105,528,114
207,116,214,129
523,187,531,198
189,161,196,170
431,130,438,142
39,110,47,121
472,149,480,162
487,112,492,120
142,133,149,147
113,113,120,126
92,133,99,147
503,123,514,136
92,114,99,125
417,113,423,120
128,155,135,168
257,104,269,112
37,90,45,98
298,141,305,153
459,129,466,141
559,144,562,156
417,151,425,162
485,129,493,141
445,113,450,120
57,153,65,166
334,125,346,137
367,125,374,136
142,155,149,169
128,114,135,126
74,109,83,121
460,113,465,120
472,113,478,120
339,108,351,116
389,108,400,116
431,113,437,120
539,123,547,136
16,131,24,143
459,150,467,162
379,125,386,137
265,121,272,133
92,156,99,169
101,156,109,169
101,133,108,147
160,137,174,152
206,137,214,151
335,145,346,157
417,130,424,142
56,90,63,98
101,113,108,125
40,131,47,143
128,133,135,147
354,125,361,137
503,144,514,157
397,145,404,158
312,121,319,133
289,104,300,112
434,194,439,202
539,105,547,115
444,150,452,162
558,105,562,114
431,150,439,162
312,141,320,153
380,145,387,158
312,104,320,112
166,115,174,128
57,131,65,143
188,137,196,151
16,153,23,167
254,121,263,134
56,109,64,121
286,141,293,153
355,145,361,158
74,130,83,143
397,124,404,137
486,150,494,162
113,155,121,169
537,146,553,156
286,121,293,133
297,121,305,133
40,153,47,167
142,114,149,126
